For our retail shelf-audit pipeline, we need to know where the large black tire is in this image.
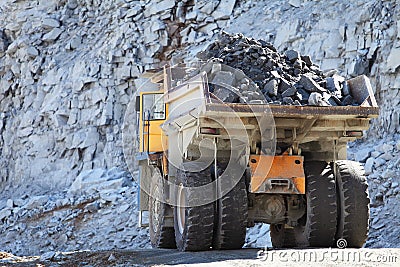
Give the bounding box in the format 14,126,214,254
149,168,176,249
212,164,248,250
270,224,297,248
174,162,214,251
335,160,370,248
292,161,337,247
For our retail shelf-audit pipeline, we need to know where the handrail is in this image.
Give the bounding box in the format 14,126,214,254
142,110,151,153
146,112,150,153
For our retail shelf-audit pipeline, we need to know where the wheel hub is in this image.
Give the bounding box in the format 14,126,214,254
151,183,161,233
177,183,186,234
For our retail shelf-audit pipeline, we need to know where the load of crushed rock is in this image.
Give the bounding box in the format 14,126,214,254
197,32,357,106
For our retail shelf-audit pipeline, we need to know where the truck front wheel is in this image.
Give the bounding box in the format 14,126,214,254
149,168,176,249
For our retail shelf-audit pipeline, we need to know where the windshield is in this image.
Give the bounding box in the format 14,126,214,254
142,94,166,120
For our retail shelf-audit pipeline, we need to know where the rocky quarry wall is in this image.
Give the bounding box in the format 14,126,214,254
0,0,399,255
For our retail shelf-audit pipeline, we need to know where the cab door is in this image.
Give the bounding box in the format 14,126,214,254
139,92,167,153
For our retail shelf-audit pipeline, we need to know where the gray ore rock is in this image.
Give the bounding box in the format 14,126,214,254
199,32,355,106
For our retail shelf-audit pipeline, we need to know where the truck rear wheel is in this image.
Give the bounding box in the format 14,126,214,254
334,160,369,248
270,224,297,248
174,162,214,251
292,161,337,247
212,165,248,250
149,168,176,249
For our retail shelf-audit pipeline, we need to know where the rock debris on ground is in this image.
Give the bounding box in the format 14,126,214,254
348,135,400,248
0,168,151,256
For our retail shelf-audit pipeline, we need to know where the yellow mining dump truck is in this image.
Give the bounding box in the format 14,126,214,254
135,64,379,251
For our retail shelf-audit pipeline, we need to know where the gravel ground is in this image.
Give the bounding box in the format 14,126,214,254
1,248,399,267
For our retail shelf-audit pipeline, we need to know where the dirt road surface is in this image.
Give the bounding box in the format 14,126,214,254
1,248,399,267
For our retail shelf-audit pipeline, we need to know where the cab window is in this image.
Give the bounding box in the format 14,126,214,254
142,94,166,120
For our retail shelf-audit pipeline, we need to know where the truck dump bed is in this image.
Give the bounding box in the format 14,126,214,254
162,71,378,161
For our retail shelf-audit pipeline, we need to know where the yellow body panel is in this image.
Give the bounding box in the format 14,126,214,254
139,91,168,153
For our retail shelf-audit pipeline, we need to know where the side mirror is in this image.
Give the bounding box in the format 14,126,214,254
135,95,140,112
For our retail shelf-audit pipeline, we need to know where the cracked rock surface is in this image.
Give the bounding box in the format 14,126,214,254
0,0,399,256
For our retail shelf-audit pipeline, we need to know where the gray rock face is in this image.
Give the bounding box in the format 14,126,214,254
0,0,204,253
0,208,11,220
67,0,78,9
42,18,60,29
212,0,237,20
0,169,150,256
1,0,239,196
348,135,400,248
145,0,176,16
42,28,63,42
40,251,56,261
364,157,374,175
355,148,372,163
0,0,399,254
288,0,302,8
24,196,48,210
351,55,369,76
0,28,9,54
